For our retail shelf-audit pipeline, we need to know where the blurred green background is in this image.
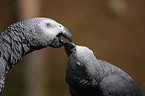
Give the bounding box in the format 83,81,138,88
0,0,145,96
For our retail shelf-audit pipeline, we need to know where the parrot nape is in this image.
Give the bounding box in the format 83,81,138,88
0,17,72,95
64,42,142,96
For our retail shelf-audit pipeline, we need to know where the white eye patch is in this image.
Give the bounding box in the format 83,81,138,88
37,19,63,37
38,19,58,30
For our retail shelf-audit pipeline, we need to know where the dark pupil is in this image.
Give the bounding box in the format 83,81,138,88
46,23,51,27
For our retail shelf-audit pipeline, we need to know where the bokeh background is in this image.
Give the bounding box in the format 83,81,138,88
0,0,145,96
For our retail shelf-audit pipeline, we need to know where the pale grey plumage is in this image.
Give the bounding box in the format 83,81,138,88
0,17,72,95
64,42,142,96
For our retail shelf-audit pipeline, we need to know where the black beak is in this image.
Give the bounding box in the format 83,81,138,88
62,27,72,42
64,42,76,57
51,27,72,48
57,27,72,44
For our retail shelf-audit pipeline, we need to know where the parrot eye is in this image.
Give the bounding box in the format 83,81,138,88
76,61,81,67
76,61,83,68
45,23,51,28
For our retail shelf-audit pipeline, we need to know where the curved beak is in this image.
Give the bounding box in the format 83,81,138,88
62,27,72,42
64,42,76,57
51,26,72,48
57,27,72,44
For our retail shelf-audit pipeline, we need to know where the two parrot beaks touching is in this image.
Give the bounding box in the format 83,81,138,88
0,17,143,96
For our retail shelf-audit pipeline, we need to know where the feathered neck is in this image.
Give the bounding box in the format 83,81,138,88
0,22,32,72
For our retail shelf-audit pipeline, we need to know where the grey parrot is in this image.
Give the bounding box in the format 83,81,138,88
0,17,72,95
64,42,142,96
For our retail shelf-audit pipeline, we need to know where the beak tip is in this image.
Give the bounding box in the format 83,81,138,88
69,37,72,42
64,42,76,56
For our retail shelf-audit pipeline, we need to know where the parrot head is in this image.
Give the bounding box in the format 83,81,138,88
21,17,72,48
64,42,98,85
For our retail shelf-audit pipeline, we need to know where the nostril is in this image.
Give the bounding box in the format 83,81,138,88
59,25,62,27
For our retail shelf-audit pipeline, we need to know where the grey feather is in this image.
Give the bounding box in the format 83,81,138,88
64,42,142,96
0,17,72,95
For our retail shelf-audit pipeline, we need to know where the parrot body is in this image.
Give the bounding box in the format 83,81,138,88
64,42,142,96
0,17,72,94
